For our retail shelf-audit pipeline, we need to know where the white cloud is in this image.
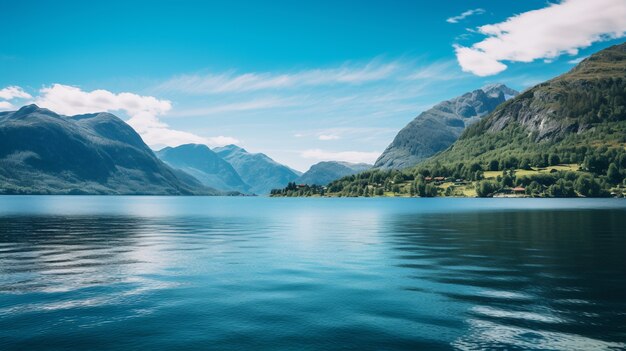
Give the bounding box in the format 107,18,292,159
301,149,380,164
446,8,485,24
454,45,507,76
206,136,240,146
0,86,31,111
567,56,588,64
454,0,626,76
0,101,15,111
0,86,32,100
34,84,237,148
36,84,171,118
318,134,340,141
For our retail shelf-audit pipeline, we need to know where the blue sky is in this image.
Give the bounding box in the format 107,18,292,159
1,0,625,171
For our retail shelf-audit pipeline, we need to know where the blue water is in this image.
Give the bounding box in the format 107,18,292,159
0,196,625,350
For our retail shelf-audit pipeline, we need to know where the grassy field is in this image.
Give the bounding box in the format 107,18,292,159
359,164,582,198
308,163,592,198
483,164,580,179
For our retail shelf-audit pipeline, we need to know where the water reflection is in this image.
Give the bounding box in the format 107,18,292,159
387,210,626,350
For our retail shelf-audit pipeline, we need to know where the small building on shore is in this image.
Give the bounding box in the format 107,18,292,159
512,186,526,194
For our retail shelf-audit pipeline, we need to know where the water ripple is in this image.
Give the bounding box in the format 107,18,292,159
0,197,625,350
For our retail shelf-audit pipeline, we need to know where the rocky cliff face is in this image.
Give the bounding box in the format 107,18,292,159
374,84,518,169
465,42,626,143
424,42,626,168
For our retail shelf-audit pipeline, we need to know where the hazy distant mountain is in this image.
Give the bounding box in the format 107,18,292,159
214,144,299,194
374,84,518,169
157,144,250,193
297,161,372,185
0,105,217,195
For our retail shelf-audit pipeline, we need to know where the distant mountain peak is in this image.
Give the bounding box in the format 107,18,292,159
173,143,211,151
17,104,40,111
156,143,249,193
213,144,299,194
481,83,518,100
296,161,372,186
14,104,58,118
216,144,247,153
374,84,519,169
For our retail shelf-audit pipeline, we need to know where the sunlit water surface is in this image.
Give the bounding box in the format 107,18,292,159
0,196,625,350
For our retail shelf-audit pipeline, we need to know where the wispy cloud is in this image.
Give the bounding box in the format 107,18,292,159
446,8,485,24
156,59,462,96
318,134,340,141
404,60,459,80
157,60,400,95
454,0,626,76
169,97,298,117
301,149,380,164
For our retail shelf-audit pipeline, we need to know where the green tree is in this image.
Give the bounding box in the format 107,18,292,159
575,174,602,197
519,158,532,170
527,181,542,197
548,179,575,197
501,174,514,188
476,180,498,197
488,160,499,171
548,154,561,166
607,163,621,183
425,184,438,197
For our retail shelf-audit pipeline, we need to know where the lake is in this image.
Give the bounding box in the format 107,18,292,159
0,196,625,350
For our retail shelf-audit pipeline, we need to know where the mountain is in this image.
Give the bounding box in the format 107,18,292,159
270,43,626,198
428,42,626,167
0,105,217,195
157,144,250,193
214,144,299,194
296,161,372,185
374,83,518,169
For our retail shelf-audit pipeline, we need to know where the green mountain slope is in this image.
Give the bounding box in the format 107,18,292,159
0,105,217,195
427,42,626,167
